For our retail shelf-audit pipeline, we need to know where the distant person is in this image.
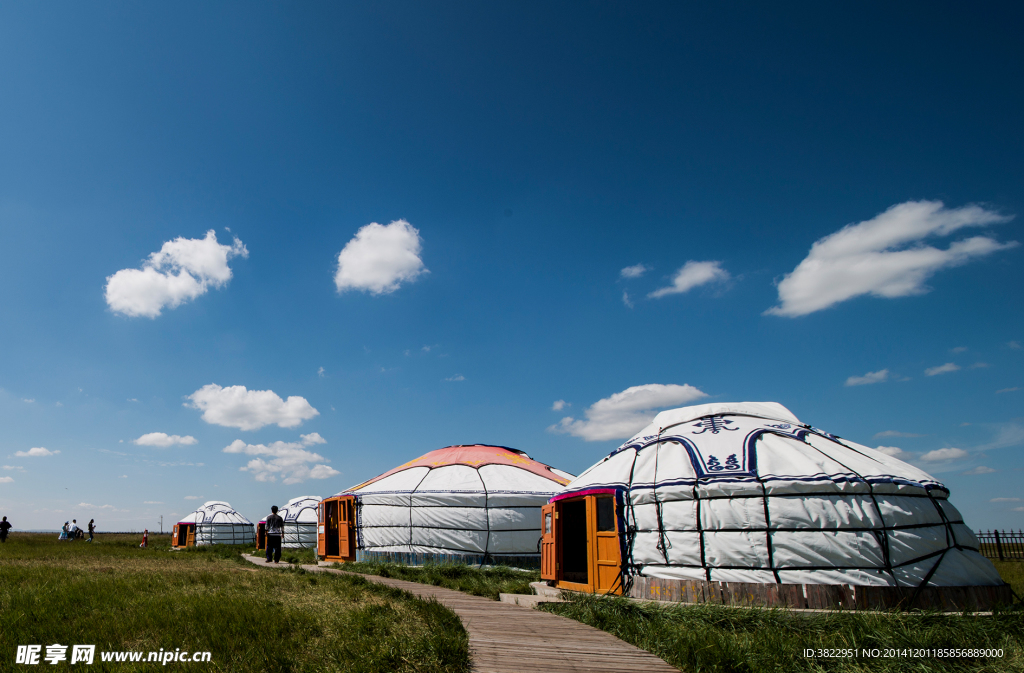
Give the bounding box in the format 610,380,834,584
0,516,11,543
87,519,95,542
69,519,80,541
140,529,148,548
59,521,69,541
265,505,284,564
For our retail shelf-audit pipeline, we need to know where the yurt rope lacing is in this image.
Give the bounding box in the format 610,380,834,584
611,419,973,585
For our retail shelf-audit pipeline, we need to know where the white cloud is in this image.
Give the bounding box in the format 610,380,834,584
1014,507,1024,512
223,439,339,485
845,369,889,387
0,477,12,484
2,465,25,471
766,201,1016,317
620,264,648,279
950,346,968,353
963,466,996,475
143,501,164,505
919,447,969,462
552,400,569,411
300,432,326,445
105,230,248,318
925,362,960,376
649,261,730,299
975,422,1024,451
996,387,1020,394
77,503,124,511
334,219,427,295
1009,341,1022,350
991,498,1022,502
317,367,325,378
622,291,634,309
186,384,319,431
445,374,465,382
874,430,924,438
22,398,34,403
14,447,59,457
132,432,198,448
184,496,201,500
875,446,904,457
550,383,708,441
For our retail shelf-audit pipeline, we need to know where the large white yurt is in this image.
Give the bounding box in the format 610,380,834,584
541,402,1010,610
319,445,573,566
171,501,256,548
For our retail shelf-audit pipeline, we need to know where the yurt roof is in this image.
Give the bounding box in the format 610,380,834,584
177,501,253,526
339,444,573,495
280,495,320,523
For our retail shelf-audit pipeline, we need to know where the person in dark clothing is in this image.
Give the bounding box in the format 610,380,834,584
87,519,95,542
0,516,11,542
265,505,284,563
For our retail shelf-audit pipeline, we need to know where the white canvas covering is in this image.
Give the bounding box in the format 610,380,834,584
178,501,256,546
280,495,320,548
338,445,573,559
557,402,1003,588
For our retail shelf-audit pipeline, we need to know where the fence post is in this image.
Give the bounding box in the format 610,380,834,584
995,529,1004,562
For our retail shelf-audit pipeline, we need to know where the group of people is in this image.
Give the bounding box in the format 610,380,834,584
58,519,95,542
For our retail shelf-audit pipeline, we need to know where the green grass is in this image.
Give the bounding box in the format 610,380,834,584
0,533,469,673
339,560,541,600
994,562,1024,599
541,568,1024,673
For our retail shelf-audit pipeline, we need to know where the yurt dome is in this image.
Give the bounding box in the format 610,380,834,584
320,445,574,566
542,402,1007,609
173,501,255,547
280,495,320,548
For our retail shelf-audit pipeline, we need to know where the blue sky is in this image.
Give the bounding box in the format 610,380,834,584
1,3,1022,531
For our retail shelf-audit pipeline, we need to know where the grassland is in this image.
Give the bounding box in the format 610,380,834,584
335,560,540,600
0,533,469,673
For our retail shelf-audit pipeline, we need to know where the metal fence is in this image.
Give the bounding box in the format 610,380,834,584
976,529,1024,561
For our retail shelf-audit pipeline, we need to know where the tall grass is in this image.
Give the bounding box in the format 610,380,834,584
0,534,469,673
542,589,1024,672
340,561,540,600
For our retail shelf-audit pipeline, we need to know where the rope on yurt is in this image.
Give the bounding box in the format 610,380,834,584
652,434,672,565
752,463,782,584
799,433,901,588
477,465,492,567
620,447,643,597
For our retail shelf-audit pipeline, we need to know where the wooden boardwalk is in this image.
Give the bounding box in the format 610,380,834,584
243,556,677,672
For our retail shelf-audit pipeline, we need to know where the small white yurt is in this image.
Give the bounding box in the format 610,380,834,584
541,402,1010,610
319,445,574,566
281,495,320,548
172,501,256,548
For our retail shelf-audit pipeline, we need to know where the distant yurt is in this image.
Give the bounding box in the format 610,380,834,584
541,402,1011,610
319,445,574,566
256,496,321,550
171,501,256,548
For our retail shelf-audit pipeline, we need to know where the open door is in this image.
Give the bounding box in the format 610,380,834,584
256,522,266,550
337,496,356,561
171,524,179,547
541,502,557,580
185,524,195,547
593,496,622,594
317,503,326,558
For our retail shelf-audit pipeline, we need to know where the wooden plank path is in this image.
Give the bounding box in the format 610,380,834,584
243,556,677,672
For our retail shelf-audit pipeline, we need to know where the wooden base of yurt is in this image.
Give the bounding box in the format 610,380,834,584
627,576,1014,611
356,550,541,569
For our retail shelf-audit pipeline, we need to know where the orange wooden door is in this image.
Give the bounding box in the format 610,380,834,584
186,525,195,547
317,503,326,558
171,524,179,547
338,496,356,561
592,496,622,594
540,502,557,580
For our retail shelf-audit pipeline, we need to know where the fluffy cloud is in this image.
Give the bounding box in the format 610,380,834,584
963,466,996,475
996,387,1020,394
223,435,339,485
186,384,319,431
845,369,889,386
766,201,1016,317
874,430,924,438
334,220,427,295
133,432,198,448
620,264,648,279
925,362,960,376
552,400,568,411
105,230,248,318
184,496,201,500
77,503,125,511
444,375,465,382
0,476,12,484
550,383,708,441
875,446,905,457
919,447,969,462
649,261,730,299
622,291,634,308
15,447,59,457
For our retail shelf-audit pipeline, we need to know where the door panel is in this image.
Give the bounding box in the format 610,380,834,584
339,497,356,561
325,500,340,557
593,496,622,594
186,525,195,547
540,502,557,580
317,503,326,558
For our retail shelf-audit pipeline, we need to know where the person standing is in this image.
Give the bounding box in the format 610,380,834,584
69,519,80,541
140,529,148,548
0,516,11,543
265,505,284,564
87,519,95,542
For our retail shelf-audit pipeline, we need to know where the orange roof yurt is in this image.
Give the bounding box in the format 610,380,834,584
172,501,256,548
319,445,573,567
540,401,1011,610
